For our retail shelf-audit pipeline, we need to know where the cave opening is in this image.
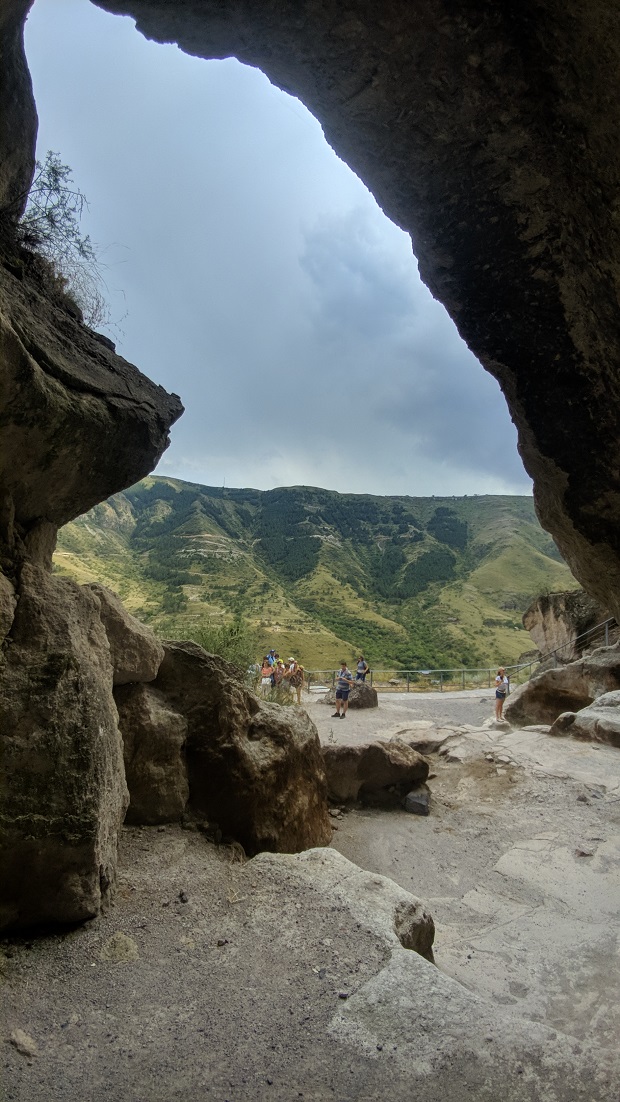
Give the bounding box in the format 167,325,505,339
24,0,528,500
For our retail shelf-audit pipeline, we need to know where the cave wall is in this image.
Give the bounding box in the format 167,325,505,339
85,0,619,617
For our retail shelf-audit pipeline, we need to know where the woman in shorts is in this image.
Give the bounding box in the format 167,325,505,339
494,667,509,720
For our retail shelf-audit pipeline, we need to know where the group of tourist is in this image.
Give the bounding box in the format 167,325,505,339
259,650,305,703
258,652,370,708
258,652,509,719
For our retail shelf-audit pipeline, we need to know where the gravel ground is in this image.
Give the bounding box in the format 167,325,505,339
303,688,496,744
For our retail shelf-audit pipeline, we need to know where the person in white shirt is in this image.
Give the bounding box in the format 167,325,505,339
494,667,509,720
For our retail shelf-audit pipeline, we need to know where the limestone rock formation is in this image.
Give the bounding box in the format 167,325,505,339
0,1,36,216
252,847,435,963
0,565,128,931
153,641,332,854
322,681,378,709
322,738,429,804
549,691,620,749
0,571,17,641
523,589,614,662
87,582,165,684
0,246,183,572
115,682,189,824
505,644,620,727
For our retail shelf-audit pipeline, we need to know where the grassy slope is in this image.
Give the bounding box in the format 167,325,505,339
54,478,579,669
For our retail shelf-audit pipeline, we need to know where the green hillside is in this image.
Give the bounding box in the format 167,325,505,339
53,477,579,670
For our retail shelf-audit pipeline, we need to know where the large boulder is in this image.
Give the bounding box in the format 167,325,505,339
152,641,331,854
549,692,620,749
504,644,620,727
115,682,189,824
86,582,164,684
0,565,128,931
252,847,435,963
322,738,429,804
322,681,378,709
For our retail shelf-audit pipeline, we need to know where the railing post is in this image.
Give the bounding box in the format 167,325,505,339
462,670,465,690
370,669,373,687
406,672,410,692
440,672,443,692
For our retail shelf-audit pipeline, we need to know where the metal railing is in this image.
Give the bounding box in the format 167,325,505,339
304,618,618,694
534,616,618,668
306,664,533,693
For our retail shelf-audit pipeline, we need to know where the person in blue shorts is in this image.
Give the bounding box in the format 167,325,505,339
332,660,354,719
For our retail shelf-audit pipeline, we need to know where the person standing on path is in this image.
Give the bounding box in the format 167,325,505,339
494,667,509,720
356,656,369,681
332,660,355,719
286,657,304,705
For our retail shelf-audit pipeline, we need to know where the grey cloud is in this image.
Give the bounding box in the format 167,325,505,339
24,0,531,497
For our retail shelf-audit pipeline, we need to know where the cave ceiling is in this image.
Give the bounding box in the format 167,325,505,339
2,0,620,613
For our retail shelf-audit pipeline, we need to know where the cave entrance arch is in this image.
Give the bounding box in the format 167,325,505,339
24,3,527,500
4,0,620,611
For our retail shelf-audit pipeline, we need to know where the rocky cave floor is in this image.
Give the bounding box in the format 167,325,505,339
2,691,619,1101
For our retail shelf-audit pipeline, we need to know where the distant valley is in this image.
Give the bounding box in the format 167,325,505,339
54,477,578,670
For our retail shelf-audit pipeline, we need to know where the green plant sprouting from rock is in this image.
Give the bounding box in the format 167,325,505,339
17,150,111,328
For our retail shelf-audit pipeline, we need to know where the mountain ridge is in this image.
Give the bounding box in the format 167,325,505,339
53,476,578,669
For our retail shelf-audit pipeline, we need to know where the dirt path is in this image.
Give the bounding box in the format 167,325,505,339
304,687,496,742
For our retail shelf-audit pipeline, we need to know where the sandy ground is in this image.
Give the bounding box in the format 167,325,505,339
2,690,619,1100
304,687,496,743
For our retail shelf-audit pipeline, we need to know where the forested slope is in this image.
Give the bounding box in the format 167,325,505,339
54,477,578,669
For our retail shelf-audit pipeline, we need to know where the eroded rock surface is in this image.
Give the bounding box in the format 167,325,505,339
87,582,164,684
252,847,435,963
0,566,128,930
322,738,429,804
322,681,378,709
0,245,182,571
115,682,189,824
523,589,614,661
550,691,620,748
153,641,332,854
505,644,620,727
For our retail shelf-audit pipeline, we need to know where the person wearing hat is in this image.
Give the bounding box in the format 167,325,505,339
286,657,304,704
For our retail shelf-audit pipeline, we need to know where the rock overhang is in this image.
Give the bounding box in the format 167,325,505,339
1,1,620,599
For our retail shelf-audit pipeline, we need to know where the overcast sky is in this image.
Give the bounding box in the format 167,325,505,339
24,0,532,497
